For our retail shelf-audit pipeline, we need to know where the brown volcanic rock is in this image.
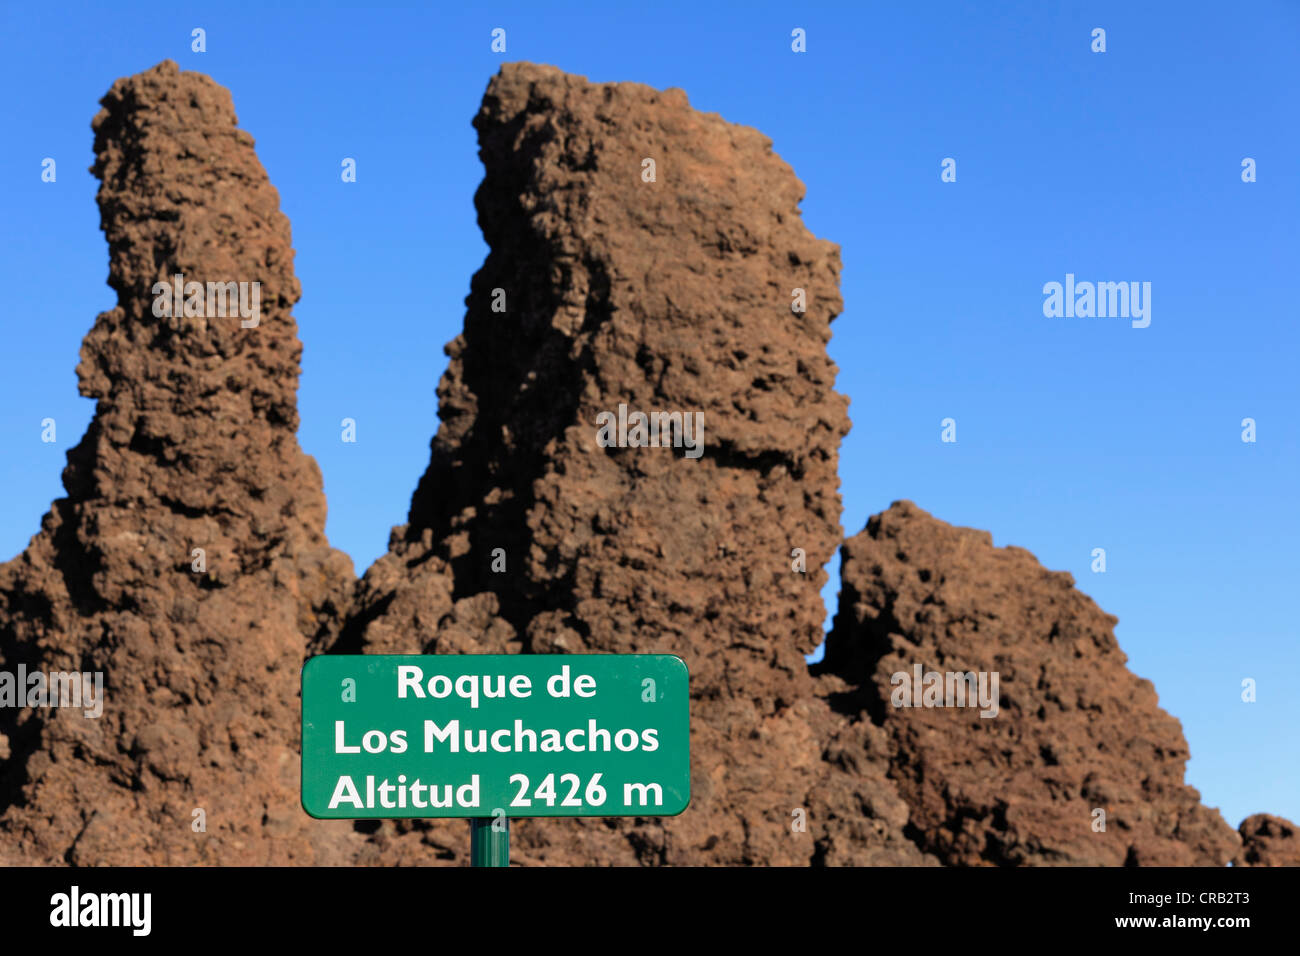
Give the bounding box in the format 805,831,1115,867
818,500,1240,866
9,58,1243,872
1235,814,1300,866
340,62,927,866
0,61,358,865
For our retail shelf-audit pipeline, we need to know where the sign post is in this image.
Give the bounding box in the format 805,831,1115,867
301,654,690,866
469,817,508,867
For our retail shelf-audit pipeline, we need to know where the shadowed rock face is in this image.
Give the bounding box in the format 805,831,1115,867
338,62,927,866
819,501,1241,866
1235,814,1300,866
0,60,358,865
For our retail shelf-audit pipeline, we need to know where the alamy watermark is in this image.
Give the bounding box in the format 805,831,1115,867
891,663,999,718
151,273,261,328
0,666,104,718
595,403,703,459
50,886,150,936
1042,273,1150,328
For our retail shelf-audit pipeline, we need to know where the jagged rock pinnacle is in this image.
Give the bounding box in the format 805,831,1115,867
0,60,357,865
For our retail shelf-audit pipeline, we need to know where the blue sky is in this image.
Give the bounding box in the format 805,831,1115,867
1,1,1296,830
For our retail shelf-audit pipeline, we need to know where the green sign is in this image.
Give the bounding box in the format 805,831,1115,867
301,654,690,820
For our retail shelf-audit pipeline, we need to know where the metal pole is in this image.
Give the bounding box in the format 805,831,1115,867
470,817,509,867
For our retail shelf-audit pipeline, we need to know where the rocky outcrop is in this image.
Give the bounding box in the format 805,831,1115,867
0,61,358,865
1235,814,1300,866
0,59,1265,870
818,500,1241,866
338,63,927,866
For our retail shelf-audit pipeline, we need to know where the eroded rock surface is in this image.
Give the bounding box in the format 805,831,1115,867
339,63,927,866
1235,814,1300,866
0,59,1262,870
818,501,1241,866
0,60,357,865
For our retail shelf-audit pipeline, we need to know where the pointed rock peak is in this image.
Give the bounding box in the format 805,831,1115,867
0,62,354,865
336,63,926,866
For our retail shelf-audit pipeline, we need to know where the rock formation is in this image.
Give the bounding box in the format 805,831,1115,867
0,60,358,865
817,501,1241,865
1235,814,1300,866
2,59,1284,869
337,62,927,865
